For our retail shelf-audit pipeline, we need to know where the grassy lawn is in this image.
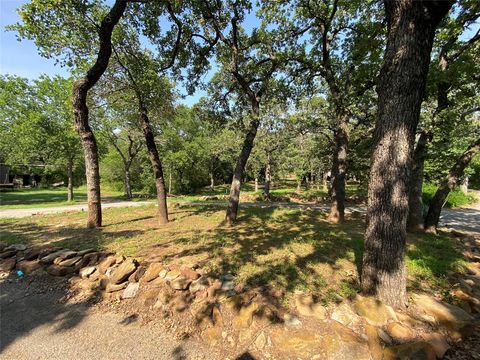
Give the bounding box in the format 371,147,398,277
0,186,124,209
0,204,465,303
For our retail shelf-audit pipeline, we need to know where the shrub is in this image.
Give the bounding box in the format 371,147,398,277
422,183,477,208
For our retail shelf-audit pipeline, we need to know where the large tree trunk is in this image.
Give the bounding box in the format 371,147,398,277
72,0,128,228
407,131,430,231
361,0,453,309
226,103,260,224
264,152,271,200
67,159,74,202
328,113,348,223
424,138,480,233
139,104,169,224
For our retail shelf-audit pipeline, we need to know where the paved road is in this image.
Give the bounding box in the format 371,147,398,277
0,275,211,360
0,200,153,219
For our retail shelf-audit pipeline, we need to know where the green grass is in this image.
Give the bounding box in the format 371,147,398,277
422,183,477,208
0,186,124,209
0,204,465,303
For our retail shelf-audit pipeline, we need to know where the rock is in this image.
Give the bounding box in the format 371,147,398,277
16,260,41,274
46,264,74,276
79,266,96,279
142,262,164,283
284,313,302,327
0,250,16,259
0,258,16,272
190,276,209,294
109,258,137,284
233,302,259,329
164,268,181,281
181,266,201,280
412,293,474,331
255,332,268,350
386,322,415,343
140,288,160,307
221,281,235,291
23,246,46,261
77,248,95,256
207,279,222,298
5,244,27,252
421,332,450,358
354,295,397,326
52,250,77,265
40,250,70,265
170,277,192,290
129,265,147,283
98,256,117,274
59,256,82,267
294,293,327,320
122,282,140,299
366,324,384,360
383,341,436,360
332,302,360,328
106,282,128,293
269,321,370,360
159,268,169,278
75,252,100,270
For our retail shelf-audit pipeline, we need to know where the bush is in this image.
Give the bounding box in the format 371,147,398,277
422,183,477,208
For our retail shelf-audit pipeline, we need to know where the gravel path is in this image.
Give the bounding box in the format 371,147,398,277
0,275,211,360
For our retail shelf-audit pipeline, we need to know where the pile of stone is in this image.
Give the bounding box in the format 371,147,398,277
1,241,478,359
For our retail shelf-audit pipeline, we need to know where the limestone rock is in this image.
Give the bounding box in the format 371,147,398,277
332,302,360,327
142,262,164,283
207,279,222,299
5,244,27,252
421,332,450,358
170,276,192,290
164,268,181,281
129,265,147,283
386,322,415,343
269,321,370,360
221,280,235,291
233,302,259,329
383,341,436,360
23,246,46,261
0,250,16,259
0,258,16,272
190,276,209,294
412,293,474,330
77,248,95,256
52,250,77,265
59,256,82,267
159,268,169,278
109,258,137,284
40,250,68,265
75,252,100,270
284,313,302,327
106,282,128,293
122,282,140,299
98,256,117,274
354,295,397,326
181,266,201,280
16,260,41,274
294,293,327,320
79,266,96,279
46,264,74,276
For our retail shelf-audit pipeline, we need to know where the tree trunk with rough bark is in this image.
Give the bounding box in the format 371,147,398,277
424,138,480,233
124,167,132,199
264,152,271,200
254,177,259,192
72,0,128,228
210,172,215,191
328,113,348,223
407,131,430,231
139,104,169,224
226,103,260,224
67,159,74,202
361,0,453,309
